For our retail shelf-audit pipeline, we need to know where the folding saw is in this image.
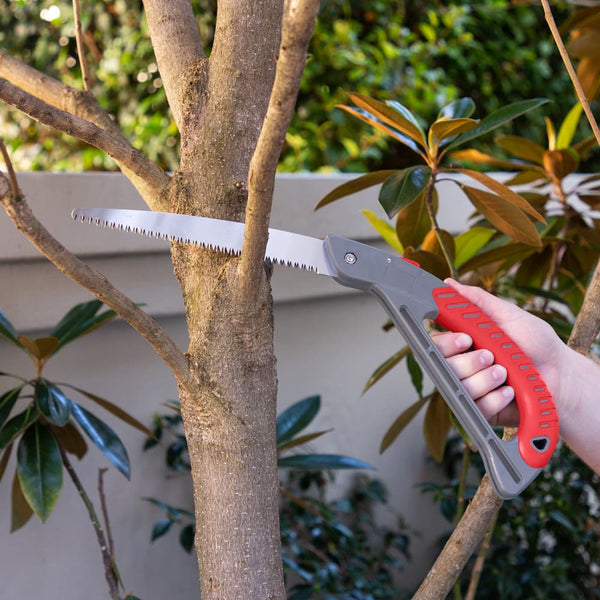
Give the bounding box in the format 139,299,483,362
72,207,559,499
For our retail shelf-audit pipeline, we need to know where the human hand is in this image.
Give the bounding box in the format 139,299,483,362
432,279,566,427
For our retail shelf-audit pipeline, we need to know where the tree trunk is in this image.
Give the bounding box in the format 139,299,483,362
168,1,285,596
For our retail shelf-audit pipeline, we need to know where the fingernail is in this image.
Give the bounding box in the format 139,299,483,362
455,333,472,349
502,386,515,401
492,365,507,382
480,349,494,366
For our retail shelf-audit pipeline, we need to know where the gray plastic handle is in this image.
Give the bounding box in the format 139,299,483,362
325,235,540,499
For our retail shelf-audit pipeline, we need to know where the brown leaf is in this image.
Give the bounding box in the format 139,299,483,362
33,337,60,360
543,149,579,180
423,391,451,463
455,168,546,223
404,248,450,280
421,228,456,262
380,395,429,454
11,469,34,532
51,423,88,459
495,134,546,165
450,148,545,172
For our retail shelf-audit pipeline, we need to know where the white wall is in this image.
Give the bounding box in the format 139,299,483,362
0,173,474,598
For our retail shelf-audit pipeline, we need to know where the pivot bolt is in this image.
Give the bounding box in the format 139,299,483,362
344,252,357,265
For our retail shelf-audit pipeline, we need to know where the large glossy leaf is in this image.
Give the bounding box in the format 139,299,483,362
423,391,451,462
460,185,542,247
314,170,397,210
50,300,117,347
11,468,34,532
348,93,427,149
396,188,437,249
429,118,478,149
276,395,321,446
543,149,579,180
361,210,404,254
495,135,546,165
454,227,495,268
404,248,450,280
0,308,20,347
437,97,476,120
0,442,12,484
379,165,432,219
62,384,154,438
337,105,425,155
0,385,24,429
456,168,545,222
421,228,456,262
447,98,549,150
17,422,63,522
380,395,430,454
0,405,40,449
70,401,130,478
35,380,71,427
386,99,428,139
363,346,410,394
278,453,373,471
16,336,59,360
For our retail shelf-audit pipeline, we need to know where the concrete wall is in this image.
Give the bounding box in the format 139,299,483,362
0,173,473,598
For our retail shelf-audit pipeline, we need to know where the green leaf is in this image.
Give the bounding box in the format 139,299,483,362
17,422,63,522
278,453,373,471
50,300,117,347
70,401,130,478
0,386,24,429
361,210,403,254
454,227,495,268
406,352,424,397
276,396,321,446
347,93,427,148
61,384,154,438
396,188,437,249
363,347,411,394
378,165,432,219
423,391,451,462
314,170,397,210
460,185,542,247
180,523,195,553
11,468,34,532
437,98,476,120
0,405,40,449
557,103,583,149
151,518,173,541
35,380,71,427
0,308,20,347
380,396,430,454
447,98,550,150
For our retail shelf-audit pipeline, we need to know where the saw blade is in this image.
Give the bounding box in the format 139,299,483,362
71,208,335,276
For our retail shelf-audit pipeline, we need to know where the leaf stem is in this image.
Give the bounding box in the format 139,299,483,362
58,444,121,600
425,171,458,278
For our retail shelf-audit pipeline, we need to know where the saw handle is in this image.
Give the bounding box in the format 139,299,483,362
432,286,559,469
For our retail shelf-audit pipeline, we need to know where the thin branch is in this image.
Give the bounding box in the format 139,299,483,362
0,49,170,211
73,0,92,92
59,445,121,600
541,0,600,146
98,468,115,558
237,0,320,303
0,168,195,396
0,140,20,197
0,79,171,210
142,0,206,131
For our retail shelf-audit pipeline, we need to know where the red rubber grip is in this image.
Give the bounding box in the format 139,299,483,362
432,285,559,469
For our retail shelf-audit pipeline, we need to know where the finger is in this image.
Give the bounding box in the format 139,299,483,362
431,331,472,357
445,349,495,380
474,385,515,422
460,363,507,399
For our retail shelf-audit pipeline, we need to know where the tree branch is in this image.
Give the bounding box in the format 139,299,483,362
568,258,600,353
0,49,171,211
0,164,195,396
142,0,206,132
237,0,320,302
73,0,92,92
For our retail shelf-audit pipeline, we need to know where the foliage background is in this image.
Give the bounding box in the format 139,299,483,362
2,0,591,173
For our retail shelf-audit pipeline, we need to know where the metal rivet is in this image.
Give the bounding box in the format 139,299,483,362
344,252,357,265
386,257,392,264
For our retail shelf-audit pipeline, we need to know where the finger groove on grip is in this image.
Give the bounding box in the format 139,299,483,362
432,286,559,468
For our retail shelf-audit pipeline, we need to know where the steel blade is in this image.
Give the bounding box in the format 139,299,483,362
71,208,334,276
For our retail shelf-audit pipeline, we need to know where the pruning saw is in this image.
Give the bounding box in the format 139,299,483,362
71,207,559,499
